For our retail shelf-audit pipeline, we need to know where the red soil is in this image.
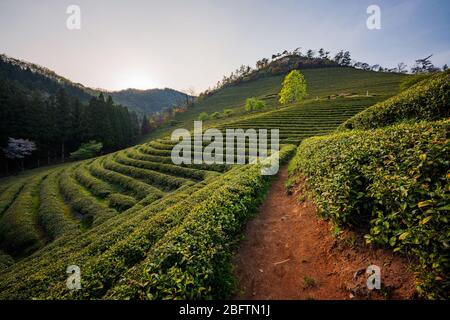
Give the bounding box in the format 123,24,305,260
233,167,416,300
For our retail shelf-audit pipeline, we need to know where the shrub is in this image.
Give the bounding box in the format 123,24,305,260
115,152,207,181
59,167,116,225
88,159,164,200
245,97,266,112
340,70,449,131
223,109,233,117
74,165,115,198
0,174,45,257
0,181,25,217
400,73,434,91
288,120,450,299
198,112,209,121
107,193,136,212
103,158,188,191
107,145,296,299
38,170,77,240
210,111,222,119
70,141,103,160
0,250,14,270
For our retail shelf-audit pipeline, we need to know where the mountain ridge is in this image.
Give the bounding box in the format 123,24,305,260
0,53,189,117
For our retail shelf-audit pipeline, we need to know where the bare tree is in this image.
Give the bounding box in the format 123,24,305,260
397,62,408,73
411,55,439,74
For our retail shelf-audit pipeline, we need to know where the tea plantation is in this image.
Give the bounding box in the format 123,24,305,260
288,71,449,299
0,67,411,299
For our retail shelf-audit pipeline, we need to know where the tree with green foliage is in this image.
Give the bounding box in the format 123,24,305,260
223,109,233,117
245,97,266,112
141,115,151,135
210,112,221,119
0,80,140,174
70,140,103,160
198,112,209,121
278,70,307,105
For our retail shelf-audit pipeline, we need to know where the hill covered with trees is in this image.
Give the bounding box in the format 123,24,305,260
0,54,189,118
109,88,189,118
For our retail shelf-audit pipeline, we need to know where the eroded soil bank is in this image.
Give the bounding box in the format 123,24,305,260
233,167,416,300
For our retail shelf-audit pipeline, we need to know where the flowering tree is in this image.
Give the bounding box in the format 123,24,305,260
2,137,37,171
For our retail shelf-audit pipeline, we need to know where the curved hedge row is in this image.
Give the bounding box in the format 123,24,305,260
107,193,136,212
107,145,296,299
340,71,449,130
0,181,25,217
38,171,78,240
0,174,46,257
88,159,164,200
0,181,205,299
59,167,117,226
126,149,229,173
74,165,115,198
103,158,189,191
288,120,449,299
0,250,14,271
115,152,208,181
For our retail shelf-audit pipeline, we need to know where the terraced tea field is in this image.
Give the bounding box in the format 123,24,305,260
0,67,407,299
218,97,375,144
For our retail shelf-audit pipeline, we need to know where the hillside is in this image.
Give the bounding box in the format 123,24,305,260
0,54,93,102
0,54,188,117
287,71,449,299
0,66,410,299
142,67,407,141
109,88,189,117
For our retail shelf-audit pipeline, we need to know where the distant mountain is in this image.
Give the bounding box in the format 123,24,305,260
108,88,189,117
0,54,190,116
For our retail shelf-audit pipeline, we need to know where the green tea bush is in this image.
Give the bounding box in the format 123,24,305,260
107,193,136,212
115,152,207,181
126,149,229,173
103,158,188,191
108,145,296,299
59,168,116,224
0,174,45,257
400,73,434,92
0,181,24,217
38,171,77,240
0,182,203,299
340,71,449,131
0,250,14,270
288,120,449,299
88,159,164,200
74,165,115,198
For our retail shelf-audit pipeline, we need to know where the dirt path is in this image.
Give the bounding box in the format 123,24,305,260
233,167,416,300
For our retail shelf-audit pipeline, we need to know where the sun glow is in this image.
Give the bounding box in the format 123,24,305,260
115,72,159,90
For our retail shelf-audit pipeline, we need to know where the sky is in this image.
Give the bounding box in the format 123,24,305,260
0,0,449,93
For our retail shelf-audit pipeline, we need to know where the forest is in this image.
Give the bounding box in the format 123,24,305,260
0,78,140,175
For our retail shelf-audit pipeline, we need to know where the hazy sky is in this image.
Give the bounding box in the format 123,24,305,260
1,0,449,92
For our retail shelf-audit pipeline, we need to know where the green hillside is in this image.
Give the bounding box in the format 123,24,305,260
287,71,449,299
0,54,188,117
0,67,408,299
142,68,407,141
